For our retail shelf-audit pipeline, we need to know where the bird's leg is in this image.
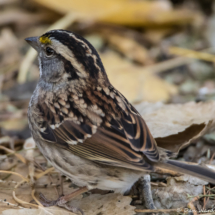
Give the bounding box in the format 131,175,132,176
39,193,58,206
57,186,88,205
39,174,64,206
39,186,88,214
140,174,156,209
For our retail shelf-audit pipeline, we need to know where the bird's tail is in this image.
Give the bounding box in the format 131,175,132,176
157,159,215,184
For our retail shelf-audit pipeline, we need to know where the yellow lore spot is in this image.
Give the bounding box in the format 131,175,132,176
39,36,51,44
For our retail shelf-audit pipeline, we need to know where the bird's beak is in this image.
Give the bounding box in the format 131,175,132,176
25,37,39,52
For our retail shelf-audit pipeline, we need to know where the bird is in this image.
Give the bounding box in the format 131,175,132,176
26,29,215,213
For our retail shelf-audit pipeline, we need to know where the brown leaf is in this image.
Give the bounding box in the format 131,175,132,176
136,101,215,153
0,118,28,131
1,194,135,215
1,207,76,215
104,33,152,65
70,193,135,215
0,9,49,27
34,0,196,27
101,51,177,103
151,177,204,209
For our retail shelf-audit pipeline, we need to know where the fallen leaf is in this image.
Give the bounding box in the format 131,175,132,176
144,27,176,44
1,193,135,215
0,118,28,131
135,101,215,152
174,174,208,186
0,155,76,213
0,28,18,52
152,177,204,209
101,51,177,103
0,146,135,215
0,9,50,27
1,207,76,215
34,0,196,27
103,32,152,65
69,193,135,215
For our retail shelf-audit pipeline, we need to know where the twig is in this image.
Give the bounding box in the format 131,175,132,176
187,196,200,215
0,170,28,182
203,185,206,210
35,167,55,180
0,145,27,164
187,194,215,198
18,12,81,83
12,181,55,215
209,152,215,164
205,185,210,211
143,56,194,74
142,47,215,74
169,46,215,62
31,188,44,207
13,180,38,208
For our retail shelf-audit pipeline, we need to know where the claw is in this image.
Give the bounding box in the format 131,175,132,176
39,193,58,206
39,192,84,215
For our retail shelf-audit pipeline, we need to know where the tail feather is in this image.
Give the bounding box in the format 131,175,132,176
158,160,215,184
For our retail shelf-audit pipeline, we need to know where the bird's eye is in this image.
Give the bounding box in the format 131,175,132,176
45,47,54,56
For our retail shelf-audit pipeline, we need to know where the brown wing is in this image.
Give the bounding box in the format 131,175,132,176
37,86,160,171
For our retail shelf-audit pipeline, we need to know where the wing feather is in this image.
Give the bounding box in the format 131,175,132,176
37,87,160,171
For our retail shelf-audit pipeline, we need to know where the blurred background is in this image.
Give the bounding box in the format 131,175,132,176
2,0,215,156
1,1,215,161
2,0,215,212
2,0,215,134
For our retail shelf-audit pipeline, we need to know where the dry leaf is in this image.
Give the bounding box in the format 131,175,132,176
70,193,135,215
0,28,18,52
34,0,196,27
0,155,76,213
101,51,177,103
1,207,76,215
0,9,49,27
152,177,204,209
135,101,215,153
0,118,28,131
0,163,30,213
104,32,152,65
174,174,208,186
1,194,135,215
144,27,176,44
0,0,19,6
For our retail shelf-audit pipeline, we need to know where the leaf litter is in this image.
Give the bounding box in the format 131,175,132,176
136,101,215,153
1,0,215,214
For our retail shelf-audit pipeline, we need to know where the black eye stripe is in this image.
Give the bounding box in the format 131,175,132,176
56,53,79,80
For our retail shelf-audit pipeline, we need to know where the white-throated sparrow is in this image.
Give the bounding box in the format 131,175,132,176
26,29,215,213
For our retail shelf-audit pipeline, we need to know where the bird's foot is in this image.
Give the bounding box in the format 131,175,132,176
39,186,88,214
39,192,60,207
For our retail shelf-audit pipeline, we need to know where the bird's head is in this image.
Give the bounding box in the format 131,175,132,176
25,29,108,89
